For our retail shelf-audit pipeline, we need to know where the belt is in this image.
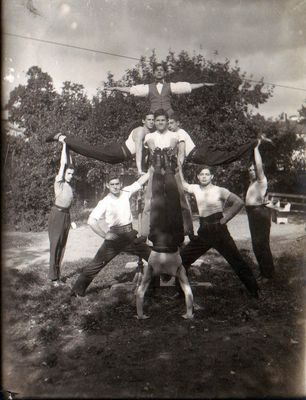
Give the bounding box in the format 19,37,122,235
54,205,70,213
110,223,133,234
199,212,223,225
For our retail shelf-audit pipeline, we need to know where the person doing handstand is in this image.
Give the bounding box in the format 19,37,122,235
136,150,194,320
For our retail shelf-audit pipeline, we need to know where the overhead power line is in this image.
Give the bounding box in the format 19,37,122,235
4,32,306,92
4,32,140,61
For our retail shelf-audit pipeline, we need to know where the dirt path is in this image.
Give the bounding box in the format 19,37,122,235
3,213,305,270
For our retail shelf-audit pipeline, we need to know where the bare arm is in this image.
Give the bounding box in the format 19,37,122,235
108,86,131,94
190,82,215,90
254,140,265,181
132,127,146,175
57,142,69,180
221,193,244,224
178,141,186,166
137,171,150,187
178,164,190,192
87,216,107,238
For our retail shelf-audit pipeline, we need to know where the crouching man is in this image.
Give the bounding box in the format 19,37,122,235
71,172,151,297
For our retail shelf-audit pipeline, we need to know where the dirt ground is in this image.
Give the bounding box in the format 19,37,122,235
2,213,306,399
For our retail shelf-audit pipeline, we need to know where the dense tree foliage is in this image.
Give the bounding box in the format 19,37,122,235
3,53,304,231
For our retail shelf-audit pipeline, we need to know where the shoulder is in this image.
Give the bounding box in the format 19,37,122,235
55,174,65,183
217,186,231,199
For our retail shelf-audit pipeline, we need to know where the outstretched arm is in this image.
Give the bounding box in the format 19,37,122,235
221,193,244,224
57,142,69,180
108,86,131,94
190,82,215,90
254,140,265,181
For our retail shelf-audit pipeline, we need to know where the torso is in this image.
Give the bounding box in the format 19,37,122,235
245,177,267,206
145,130,180,150
188,184,230,217
54,178,73,209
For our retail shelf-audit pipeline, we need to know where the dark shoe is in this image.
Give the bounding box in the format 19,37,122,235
45,132,62,143
134,236,147,244
71,291,85,298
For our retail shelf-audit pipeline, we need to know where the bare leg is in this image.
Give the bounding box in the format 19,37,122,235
177,266,194,319
136,263,153,319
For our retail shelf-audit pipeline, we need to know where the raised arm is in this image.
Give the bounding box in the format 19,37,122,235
254,140,265,181
137,171,150,187
178,163,191,192
221,192,244,224
57,142,69,180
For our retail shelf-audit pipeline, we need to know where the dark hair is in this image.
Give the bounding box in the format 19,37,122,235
106,174,122,183
154,109,169,120
153,63,166,73
196,165,215,176
64,164,75,173
169,112,180,122
142,111,154,120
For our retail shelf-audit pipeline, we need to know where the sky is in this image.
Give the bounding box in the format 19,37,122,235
3,0,306,119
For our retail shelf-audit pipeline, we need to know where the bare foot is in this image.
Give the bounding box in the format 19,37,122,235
136,314,150,320
182,313,194,320
58,134,66,143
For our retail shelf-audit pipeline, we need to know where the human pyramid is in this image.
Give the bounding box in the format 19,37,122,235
46,63,275,320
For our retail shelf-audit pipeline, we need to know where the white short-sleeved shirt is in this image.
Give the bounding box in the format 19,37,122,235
125,130,136,154
176,128,196,157
130,82,192,97
144,130,180,149
54,175,73,208
90,182,141,227
184,183,230,217
245,177,267,206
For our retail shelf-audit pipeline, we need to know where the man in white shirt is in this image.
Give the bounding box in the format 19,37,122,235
245,138,274,281
108,63,215,116
179,164,259,299
71,172,151,297
140,109,194,238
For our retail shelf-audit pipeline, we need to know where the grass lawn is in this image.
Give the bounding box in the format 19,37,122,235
2,233,306,398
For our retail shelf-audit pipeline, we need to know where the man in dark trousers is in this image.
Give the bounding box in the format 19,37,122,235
71,172,151,297
245,137,275,281
179,164,259,299
48,140,74,286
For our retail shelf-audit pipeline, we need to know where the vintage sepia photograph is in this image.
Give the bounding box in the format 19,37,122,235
2,0,306,398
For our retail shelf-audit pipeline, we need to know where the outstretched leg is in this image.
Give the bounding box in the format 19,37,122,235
177,265,194,319
136,263,153,320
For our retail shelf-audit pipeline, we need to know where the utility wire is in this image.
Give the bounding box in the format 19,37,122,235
4,32,306,92
4,32,140,61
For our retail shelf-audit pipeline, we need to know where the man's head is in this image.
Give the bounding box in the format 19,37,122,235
106,174,122,196
168,113,181,132
142,112,155,131
154,109,169,132
197,165,215,186
153,63,166,81
64,164,75,183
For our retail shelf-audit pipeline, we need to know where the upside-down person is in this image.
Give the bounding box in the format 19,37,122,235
136,149,194,320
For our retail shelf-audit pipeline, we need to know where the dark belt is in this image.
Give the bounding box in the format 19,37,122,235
53,205,70,213
199,212,223,225
246,204,268,211
110,223,133,234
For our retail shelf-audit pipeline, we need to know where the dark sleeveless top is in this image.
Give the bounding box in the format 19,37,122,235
148,82,172,113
